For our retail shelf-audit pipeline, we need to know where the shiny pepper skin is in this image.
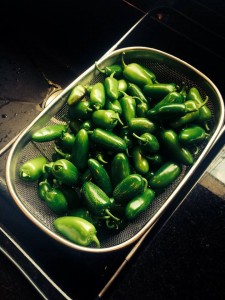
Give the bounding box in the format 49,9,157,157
19,156,47,182
54,216,100,248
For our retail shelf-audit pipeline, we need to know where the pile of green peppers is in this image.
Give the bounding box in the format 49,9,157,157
19,51,212,248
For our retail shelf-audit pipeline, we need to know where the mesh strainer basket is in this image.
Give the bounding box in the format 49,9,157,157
6,47,224,253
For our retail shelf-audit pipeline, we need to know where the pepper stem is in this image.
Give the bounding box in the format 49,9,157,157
92,235,101,248
105,209,120,221
121,52,127,68
132,132,146,143
95,61,105,74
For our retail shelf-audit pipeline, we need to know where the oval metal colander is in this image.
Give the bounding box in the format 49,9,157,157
6,47,225,253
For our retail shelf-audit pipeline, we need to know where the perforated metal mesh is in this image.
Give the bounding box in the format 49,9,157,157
8,47,223,252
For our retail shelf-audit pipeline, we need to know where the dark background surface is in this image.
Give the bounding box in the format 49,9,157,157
1,1,225,299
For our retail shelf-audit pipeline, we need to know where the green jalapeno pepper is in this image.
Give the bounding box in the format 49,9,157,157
95,62,123,78
38,179,51,201
71,128,89,170
67,84,87,106
91,109,123,130
148,161,182,190
186,87,211,130
19,156,47,182
122,52,153,87
88,158,113,196
131,146,149,175
135,97,150,118
104,72,119,101
41,183,69,215
54,216,100,248
80,119,95,131
178,124,210,145
147,102,197,119
90,82,106,110
128,117,157,135
127,82,149,103
119,92,136,125
105,98,122,114
82,181,119,221
169,99,203,129
143,83,177,101
58,131,76,151
51,158,80,186
125,188,155,220
118,79,128,97
90,128,127,152
158,129,194,165
110,152,131,188
32,124,67,142
133,132,160,154
113,173,148,205
151,90,185,111
68,98,93,121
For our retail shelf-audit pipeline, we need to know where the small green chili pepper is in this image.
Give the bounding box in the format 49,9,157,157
90,82,106,110
122,52,153,87
67,84,87,106
51,159,80,186
128,117,157,135
88,158,113,196
54,216,100,248
110,153,131,188
105,98,122,114
159,129,194,165
132,146,150,175
91,109,123,130
104,72,119,101
119,92,136,125
71,128,89,170
143,83,177,101
118,79,128,97
68,98,93,121
186,87,211,129
113,173,148,205
135,97,150,118
90,128,127,152
149,90,185,112
178,124,210,145
58,131,76,151
82,181,119,222
19,156,47,182
133,132,160,154
125,188,155,220
127,82,149,103
41,183,69,215
31,124,67,142
95,62,123,78
80,119,95,131
148,161,182,190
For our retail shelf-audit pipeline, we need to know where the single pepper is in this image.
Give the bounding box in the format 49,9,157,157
110,152,131,188
105,98,122,114
132,132,160,154
67,84,87,106
88,158,113,196
39,181,68,215
68,99,93,121
148,161,182,190
31,124,67,142
90,128,127,152
135,97,150,118
71,128,89,170
158,129,194,165
128,117,157,135
149,90,185,112
118,79,128,97
143,83,177,101
125,188,155,220
50,158,80,186
186,87,212,129
113,173,148,205
127,82,149,103
119,92,137,125
95,62,123,78
89,82,106,110
178,124,210,145
57,131,76,151
19,156,47,182
104,72,119,101
54,216,100,248
131,146,150,175
122,52,153,87
91,109,123,130
82,181,120,221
